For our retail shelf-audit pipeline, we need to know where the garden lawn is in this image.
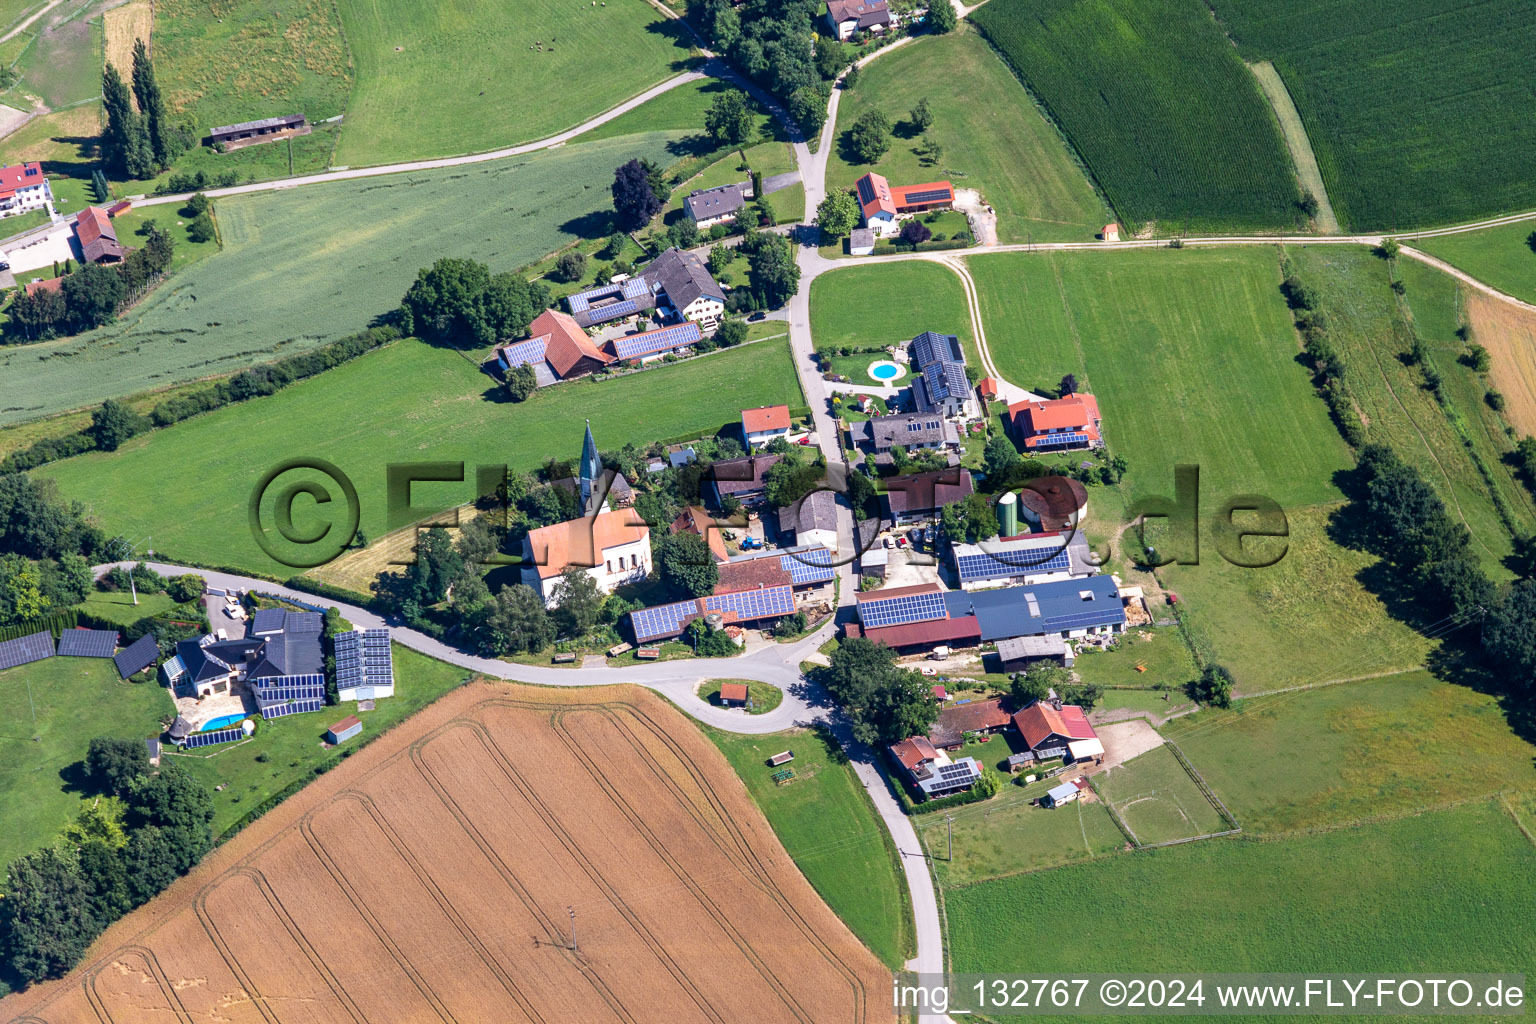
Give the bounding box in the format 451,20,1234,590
3,0,101,111
577,77,745,143
1415,222,1536,307
809,260,972,356
1211,0,1536,230
703,725,914,968
173,646,470,838
701,679,783,715
971,0,1298,232
946,800,1536,992
0,657,176,870
970,247,1353,507
0,131,682,425
1094,744,1228,844
827,26,1106,244
916,779,1125,886
1159,669,1536,834
0,102,100,176
77,590,180,626
1072,627,1195,691
39,338,806,578
332,0,690,165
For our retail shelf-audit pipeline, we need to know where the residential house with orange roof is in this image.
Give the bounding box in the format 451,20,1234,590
75,206,126,264
1012,698,1105,764
854,172,954,236
1007,393,1103,452
741,404,791,448
494,309,615,388
670,505,730,563
888,734,982,799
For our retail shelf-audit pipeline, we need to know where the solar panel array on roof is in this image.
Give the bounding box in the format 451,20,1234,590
936,761,977,782
630,600,699,643
251,607,287,634
182,727,244,749
335,629,393,693
857,178,877,204
705,585,794,621
0,630,55,671
955,546,1072,583
902,188,952,205
611,322,702,360
499,337,548,368
780,549,835,585
584,299,640,324
858,589,948,629
568,278,649,313
1033,432,1090,449
285,611,324,634
57,628,120,658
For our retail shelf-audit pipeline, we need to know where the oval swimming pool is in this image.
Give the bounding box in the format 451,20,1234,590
870,363,899,380
201,714,246,732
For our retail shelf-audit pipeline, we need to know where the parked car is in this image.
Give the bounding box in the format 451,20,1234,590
882,536,893,548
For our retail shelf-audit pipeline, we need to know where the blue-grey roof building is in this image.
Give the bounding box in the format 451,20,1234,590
908,331,979,420
943,575,1125,642
566,277,656,329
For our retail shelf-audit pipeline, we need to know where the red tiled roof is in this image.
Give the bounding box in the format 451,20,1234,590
25,276,63,296
75,206,115,248
0,162,44,199
528,309,614,379
855,172,896,220
890,181,954,208
860,614,979,649
720,682,749,702
329,715,361,734
889,735,938,771
670,506,729,562
1012,702,1097,750
525,508,649,580
1008,394,1102,446
741,404,791,434
715,556,792,594
976,377,1000,400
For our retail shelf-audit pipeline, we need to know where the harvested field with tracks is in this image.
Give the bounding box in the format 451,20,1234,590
0,683,890,1024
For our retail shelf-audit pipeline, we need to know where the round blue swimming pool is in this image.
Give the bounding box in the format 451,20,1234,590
870,361,902,381
201,714,246,732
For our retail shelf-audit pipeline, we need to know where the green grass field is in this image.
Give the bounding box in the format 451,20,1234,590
971,0,1298,232
77,589,182,625
703,726,914,967
970,247,1353,507
39,338,806,577
809,260,973,356
946,800,1536,988
1415,223,1536,306
1211,0,1536,230
2,0,102,111
1072,628,1196,692
577,77,733,144
0,657,175,869
0,101,99,177
1160,670,1536,834
826,26,1106,244
0,131,681,425
1095,744,1229,844
332,0,691,166
174,646,470,838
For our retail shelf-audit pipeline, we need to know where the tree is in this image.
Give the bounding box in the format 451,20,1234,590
131,38,176,168
1484,579,1536,690
667,217,701,251
983,435,1021,479
908,97,933,134
1376,237,1400,260
86,737,150,796
101,64,153,179
685,617,738,656
187,210,216,243
185,191,211,217
660,531,719,597
1189,664,1234,708
63,799,128,850
900,220,931,245
841,62,860,90
847,108,892,163
927,0,957,33
462,582,555,655
399,257,491,344
63,263,127,332
603,231,628,259
612,158,664,230
821,637,937,745
479,271,549,342
0,555,46,622
708,243,734,277
704,89,755,147
505,362,537,402
1462,344,1491,373
1,848,101,982
1297,190,1320,219
167,573,204,603
555,250,587,283
120,824,180,905
552,565,603,637
413,527,463,605
747,232,800,309
1059,372,1079,396
90,399,148,452
1009,664,1066,707
77,839,132,925
788,86,828,137
916,135,943,167
6,283,67,340
40,553,93,606
816,188,860,237
125,761,214,872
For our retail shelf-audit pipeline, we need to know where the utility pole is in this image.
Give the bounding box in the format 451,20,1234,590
129,568,138,606
568,905,578,954
945,814,955,861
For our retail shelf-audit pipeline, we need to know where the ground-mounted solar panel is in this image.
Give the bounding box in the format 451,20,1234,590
858,589,948,629
0,630,55,671
113,633,159,678
259,697,325,720
182,726,244,749
57,628,120,658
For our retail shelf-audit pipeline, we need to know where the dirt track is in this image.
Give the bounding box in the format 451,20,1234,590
0,683,892,1024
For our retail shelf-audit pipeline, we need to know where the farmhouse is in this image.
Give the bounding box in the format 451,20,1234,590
1018,476,1089,531
1008,393,1104,452
671,505,731,562
1013,698,1104,764
210,114,308,148
950,530,1097,590
627,545,835,642
909,331,978,420
742,404,792,448
854,173,955,236
642,247,726,332
164,610,326,719
889,735,982,799
0,161,50,217
850,583,982,651
882,467,975,525
566,277,656,329
605,320,703,364
928,696,1012,749
706,453,783,506
845,412,959,457
684,182,752,228
777,488,839,551
76,206,126,264
494,309,614,386
826,0,892,40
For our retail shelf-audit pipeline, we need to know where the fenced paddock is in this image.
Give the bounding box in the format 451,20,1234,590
1093,741,1238,847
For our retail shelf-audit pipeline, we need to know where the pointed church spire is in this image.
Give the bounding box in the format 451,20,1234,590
580,419,601,516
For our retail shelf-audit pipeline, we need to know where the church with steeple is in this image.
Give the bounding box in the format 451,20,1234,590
520,422,652,608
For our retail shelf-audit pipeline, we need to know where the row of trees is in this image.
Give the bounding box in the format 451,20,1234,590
2,745,215,984
6,225,177,342
101,41,191,181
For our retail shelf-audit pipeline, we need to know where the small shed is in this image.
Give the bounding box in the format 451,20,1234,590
145,738,162,766
859,545,888,577
719,681,749,707
850,227,875,256
327,715,362,745
1007,751,1035,774
635,647,661,660
768,750,794,767
167,717,193,743
998,634,1073,672
1101,222,1120,243
1043,781,1080,808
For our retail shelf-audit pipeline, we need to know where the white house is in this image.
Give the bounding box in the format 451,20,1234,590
0,162,51,219
643,247,726,332
826,0,892,40
684,182,751,229
776,489,839,552
523,508,653,608
741,404,791,449
909,330,980,420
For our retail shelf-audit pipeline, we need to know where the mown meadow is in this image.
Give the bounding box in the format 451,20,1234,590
809,261,973,355
970,0,1299,232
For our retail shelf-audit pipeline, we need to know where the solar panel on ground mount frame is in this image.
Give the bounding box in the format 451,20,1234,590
630,599,698,641
182,727,243,749
0,630,54,671
258,697,325,720
858,589,947,629
956,546,1072,582
57,628,119,658
901,188,952,205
